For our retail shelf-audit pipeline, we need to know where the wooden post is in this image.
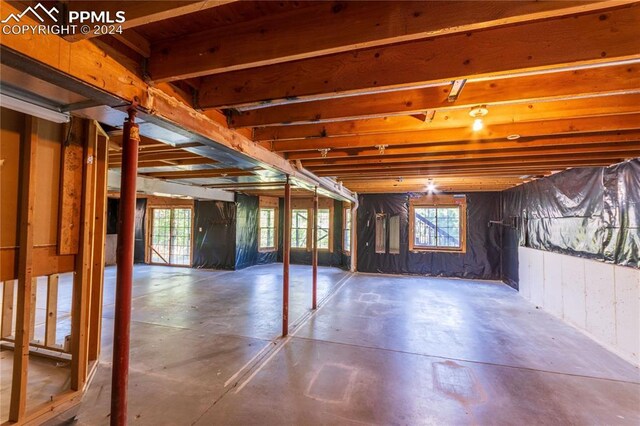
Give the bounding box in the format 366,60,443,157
282,176,291,337
71,118,95,392
1,280,15,338
9,115,38,422
111,108,139,426
89,130,108,362
29,277,37,341
312,188,318,310
350,197,358,272
45,274,59,347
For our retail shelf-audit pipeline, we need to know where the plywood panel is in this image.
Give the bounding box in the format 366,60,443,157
33,119,63,247
585,262,616,346
615,265,640,365
0,107,24,248
58,120,85,255
561,255,586,329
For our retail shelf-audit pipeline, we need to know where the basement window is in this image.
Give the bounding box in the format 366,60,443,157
291,209,308,249
409,195,467,253
389,215,400,254
375,214,387,254
343,208,351,254
259,208,277,252
316,209,331,250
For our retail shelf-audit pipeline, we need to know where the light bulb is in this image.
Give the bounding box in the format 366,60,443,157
472,118,483,132
426,182,436,192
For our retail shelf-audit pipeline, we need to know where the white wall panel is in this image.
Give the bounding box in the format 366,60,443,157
518,247,639,367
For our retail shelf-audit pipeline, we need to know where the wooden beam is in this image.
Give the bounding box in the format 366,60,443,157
141,168,257,179
198,4,640,108
58,120,84,255
308,151,640,172
9,115,38,423
0,0,355,203
269,113,640,152
65,1,237,41
235,65,640,128
254,97,640,142
298,141,640,166
288,132,640,161
113,31,150,58
149,0,623,82
0,246,76,283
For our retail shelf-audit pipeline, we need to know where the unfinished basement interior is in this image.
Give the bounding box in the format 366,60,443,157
0,1,639,425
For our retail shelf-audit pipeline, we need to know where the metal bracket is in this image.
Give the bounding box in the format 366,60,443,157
318,148,331,158
375,144,388,155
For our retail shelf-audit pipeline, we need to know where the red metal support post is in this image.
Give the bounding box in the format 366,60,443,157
282,176,291,336
312,187,318,309
110,108,139,426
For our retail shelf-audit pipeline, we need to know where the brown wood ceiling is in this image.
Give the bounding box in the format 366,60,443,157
63,0,640,193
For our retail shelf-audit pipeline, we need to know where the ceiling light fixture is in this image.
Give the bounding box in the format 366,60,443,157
426,180,437,193
469,105,488,132
507,134,521,140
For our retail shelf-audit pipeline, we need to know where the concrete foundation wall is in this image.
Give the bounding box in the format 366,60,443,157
518,246,639,367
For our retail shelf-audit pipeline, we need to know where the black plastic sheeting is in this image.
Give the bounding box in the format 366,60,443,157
133,199,146,264
502,159,639,286
278,199,348,269
106,197,146,263
192,200,236,270
356,193,501,279
235,194,279,269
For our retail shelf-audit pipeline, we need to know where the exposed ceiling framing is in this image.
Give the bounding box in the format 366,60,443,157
2,0,639,194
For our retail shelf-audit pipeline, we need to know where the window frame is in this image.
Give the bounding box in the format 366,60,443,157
408,195,467,253
343,207,351,255
289,198,334,252
291,208,309,250
258,207,278,252
315,208,331,251
147,205,194,266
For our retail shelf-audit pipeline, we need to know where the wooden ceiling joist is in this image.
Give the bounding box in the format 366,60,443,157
287,132,640,161
65,1,237,41
148,0,617,83
233,64,640,129
197,4,640,108
268,113,640,152
299,143,640,169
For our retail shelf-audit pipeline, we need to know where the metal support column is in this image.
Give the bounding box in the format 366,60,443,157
110,108,139,426
282,176,291,336
312,187,318,309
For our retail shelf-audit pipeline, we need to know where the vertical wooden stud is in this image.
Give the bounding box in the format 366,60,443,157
89,131,108,361
29,277,37,341
71,118,95,391
45,274,59,347
9,115,38,422
1,280,15,338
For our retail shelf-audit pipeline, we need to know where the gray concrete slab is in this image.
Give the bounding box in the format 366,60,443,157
4,264,638,425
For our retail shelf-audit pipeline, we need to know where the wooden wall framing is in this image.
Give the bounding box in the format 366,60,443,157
0,112,109,425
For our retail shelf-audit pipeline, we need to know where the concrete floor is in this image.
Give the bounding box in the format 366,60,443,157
2,264,639,424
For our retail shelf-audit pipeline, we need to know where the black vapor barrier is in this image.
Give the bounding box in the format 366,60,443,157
278,199,348,268
356,193,502,279
193,199,236,270
236,194,278,269
106,197,147,263
502,159,639,286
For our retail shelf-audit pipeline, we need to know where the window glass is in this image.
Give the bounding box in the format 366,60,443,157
259,208,276,250
414,206,461,249
317,209,330,249
389,215,400,254
375,214,386,253
291,209,308,248
343,208,351,252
